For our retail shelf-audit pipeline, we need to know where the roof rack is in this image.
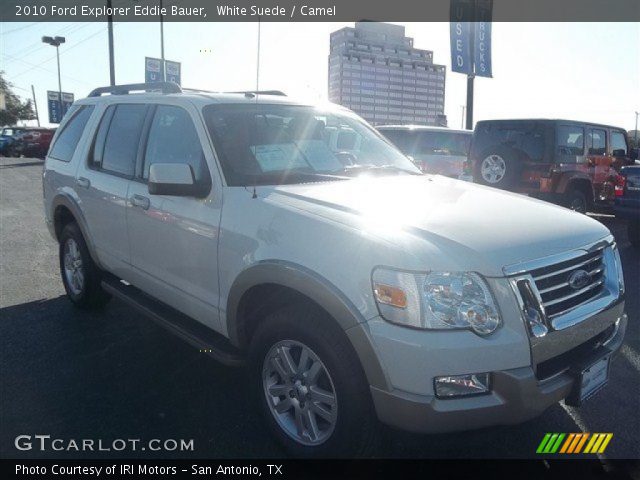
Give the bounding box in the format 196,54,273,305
88,82,182,97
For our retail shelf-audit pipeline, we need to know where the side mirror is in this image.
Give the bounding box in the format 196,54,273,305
630,148,639,161
148,163,206,197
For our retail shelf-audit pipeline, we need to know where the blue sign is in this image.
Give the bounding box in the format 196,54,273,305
450,0,475,75
47,91,74,124
145,57,164,83
47,91,62,124
450,21,473,75
474,21,492,77
165,60,181,85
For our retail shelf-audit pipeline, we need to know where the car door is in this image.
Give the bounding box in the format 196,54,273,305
126,103,223,332
586,127,609,200
74,103,148,278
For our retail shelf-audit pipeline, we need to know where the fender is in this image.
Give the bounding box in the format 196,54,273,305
51,193,103,269
226,260,389,390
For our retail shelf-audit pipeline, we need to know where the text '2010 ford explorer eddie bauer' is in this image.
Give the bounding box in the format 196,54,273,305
43,83,627,457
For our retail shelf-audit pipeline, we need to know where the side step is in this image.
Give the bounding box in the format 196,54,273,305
101,276,245,367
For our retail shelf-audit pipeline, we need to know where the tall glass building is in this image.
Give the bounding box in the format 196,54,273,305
328,22,447,126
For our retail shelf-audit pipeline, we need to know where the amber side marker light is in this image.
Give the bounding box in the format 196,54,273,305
373,283,407,309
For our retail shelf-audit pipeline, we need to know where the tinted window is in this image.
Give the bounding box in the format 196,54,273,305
474,123,545,161
381,130,418,154
611,131,627,155
143,106,207,182
417,131,471,156
48,105,94,162
101,104,147,176
588,129,606,155
557,125,584,156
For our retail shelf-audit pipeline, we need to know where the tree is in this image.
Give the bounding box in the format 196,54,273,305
0,72,35,126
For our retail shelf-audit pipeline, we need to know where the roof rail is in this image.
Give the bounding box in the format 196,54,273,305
226,90,286,97
88,82,182,97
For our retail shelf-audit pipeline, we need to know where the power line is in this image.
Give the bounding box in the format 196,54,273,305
4,22,95,62
1,23,39,36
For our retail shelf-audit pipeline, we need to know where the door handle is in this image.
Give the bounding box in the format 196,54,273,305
76,177,90,189
131,194,150,210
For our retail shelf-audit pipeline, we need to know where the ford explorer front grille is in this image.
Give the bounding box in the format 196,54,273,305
529,248,606,318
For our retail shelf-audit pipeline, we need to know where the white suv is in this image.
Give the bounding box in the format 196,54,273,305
43,83,627,456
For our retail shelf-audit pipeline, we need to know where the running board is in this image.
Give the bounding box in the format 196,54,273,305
101,276,245,367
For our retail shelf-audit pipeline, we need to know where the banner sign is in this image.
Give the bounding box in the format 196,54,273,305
449,0,474,75
474,0,493,77
165,60,181,85
450,0,492,77
47,91,74,124
145,57,165,83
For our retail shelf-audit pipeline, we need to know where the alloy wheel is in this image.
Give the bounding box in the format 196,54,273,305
481,154,507,184
63,238,84,295
262,340,338,446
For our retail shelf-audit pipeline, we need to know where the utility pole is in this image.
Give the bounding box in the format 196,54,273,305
159,0,165,80
31,85,40,127
635,111,639,145
107,0,115,85
460,105,466,129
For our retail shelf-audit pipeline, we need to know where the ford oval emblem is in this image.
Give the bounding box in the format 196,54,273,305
568,269,591,290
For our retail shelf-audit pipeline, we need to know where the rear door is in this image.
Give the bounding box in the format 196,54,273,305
75,103,149,277
125,102,223,332
586,127,610,200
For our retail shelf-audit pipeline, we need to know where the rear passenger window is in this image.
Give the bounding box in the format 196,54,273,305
588,129,606,155
557,126,584,156
143,105,208,183
611,131,627,155
101,104,148,176
48,105,95,162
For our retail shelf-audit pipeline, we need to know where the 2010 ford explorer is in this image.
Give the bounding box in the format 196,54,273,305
43,83,627,457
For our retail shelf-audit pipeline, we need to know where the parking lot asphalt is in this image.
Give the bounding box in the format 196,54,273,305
0,156,638,460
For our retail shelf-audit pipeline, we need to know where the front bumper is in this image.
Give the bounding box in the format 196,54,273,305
371,310,626,434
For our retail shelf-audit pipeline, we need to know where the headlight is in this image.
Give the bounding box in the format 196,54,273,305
612,243,625,294
372,269,502,335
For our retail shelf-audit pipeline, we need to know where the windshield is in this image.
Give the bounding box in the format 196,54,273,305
203,104,420,186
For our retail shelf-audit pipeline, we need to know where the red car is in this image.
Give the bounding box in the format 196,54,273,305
11,128,56,159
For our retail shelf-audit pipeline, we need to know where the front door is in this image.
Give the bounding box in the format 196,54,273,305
126,103,223,332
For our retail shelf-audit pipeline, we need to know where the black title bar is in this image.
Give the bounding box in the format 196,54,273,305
1,0,640,22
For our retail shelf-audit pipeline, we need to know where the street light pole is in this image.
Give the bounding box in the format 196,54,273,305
635,111,639,145
107,0,116,85
42,35,65,117
160,0,165,81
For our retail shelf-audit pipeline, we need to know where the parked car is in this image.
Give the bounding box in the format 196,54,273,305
43,83,627,456
378,125,472,178
467,119,638,213
11,127,56,159
614,165,640,249
0,127,27,156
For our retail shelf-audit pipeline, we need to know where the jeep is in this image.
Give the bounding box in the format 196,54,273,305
467,119,637,213
43,83,627,456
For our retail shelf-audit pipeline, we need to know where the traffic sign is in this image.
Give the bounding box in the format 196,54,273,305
145,57,165,83
47,91,74,124
165,60,181,85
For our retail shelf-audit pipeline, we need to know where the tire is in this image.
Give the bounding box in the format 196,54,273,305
59,222,111,309
564,189,589,214
629,220,640,249
474,147,519,188
248,303,379,457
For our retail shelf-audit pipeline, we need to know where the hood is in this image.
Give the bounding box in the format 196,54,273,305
269,175,611,276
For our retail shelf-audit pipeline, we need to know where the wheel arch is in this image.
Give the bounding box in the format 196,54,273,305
561,175,594,201
51,194,102,268
226,261,389,390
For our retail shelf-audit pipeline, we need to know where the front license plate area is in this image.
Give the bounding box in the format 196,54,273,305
565,354,610,407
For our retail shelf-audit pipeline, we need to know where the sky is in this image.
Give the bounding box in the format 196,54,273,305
1,21,638,130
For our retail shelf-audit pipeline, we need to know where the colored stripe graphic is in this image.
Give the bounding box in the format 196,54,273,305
538,433,613,454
